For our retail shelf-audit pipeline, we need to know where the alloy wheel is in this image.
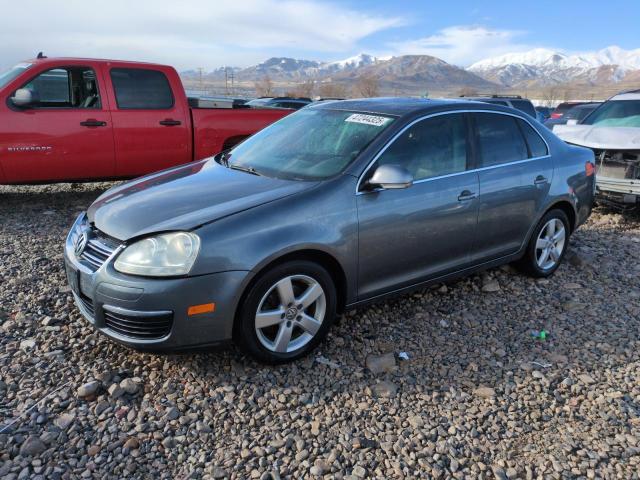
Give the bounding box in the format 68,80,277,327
535,218,566,270
254,274,326,353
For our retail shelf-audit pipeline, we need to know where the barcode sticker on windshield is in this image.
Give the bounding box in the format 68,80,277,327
345,113,390,127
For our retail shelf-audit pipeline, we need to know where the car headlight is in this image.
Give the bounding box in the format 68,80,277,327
114,232,200,277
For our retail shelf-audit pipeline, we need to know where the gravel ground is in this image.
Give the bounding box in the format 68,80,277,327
1,182,639,480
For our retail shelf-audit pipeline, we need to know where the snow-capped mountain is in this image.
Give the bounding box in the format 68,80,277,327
469,46,640,87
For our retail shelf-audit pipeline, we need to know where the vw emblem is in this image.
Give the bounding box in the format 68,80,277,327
74,230,90,257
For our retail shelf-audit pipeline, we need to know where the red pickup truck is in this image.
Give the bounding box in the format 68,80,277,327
0,56,291,184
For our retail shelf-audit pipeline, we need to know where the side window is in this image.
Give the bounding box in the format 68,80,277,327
517,119,549,158
473,113,528,167
110,68,174,109
377,114,468,181
511,99,536,117
19,67,100,109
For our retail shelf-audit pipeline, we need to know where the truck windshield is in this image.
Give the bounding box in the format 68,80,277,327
220,108,395,180
582,100,640,127
0,63,32,89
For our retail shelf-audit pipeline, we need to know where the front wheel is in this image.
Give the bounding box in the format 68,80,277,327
234,260,337,363
517,209,570,277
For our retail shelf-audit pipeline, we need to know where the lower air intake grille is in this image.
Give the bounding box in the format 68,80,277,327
104,310,173,340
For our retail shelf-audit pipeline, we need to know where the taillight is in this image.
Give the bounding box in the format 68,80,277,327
551,113,562,119
585,161,595,176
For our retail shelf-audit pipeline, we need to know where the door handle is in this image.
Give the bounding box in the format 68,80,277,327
458,190,477,201
80,119,107,127
534,175,548,185
159,119,182,126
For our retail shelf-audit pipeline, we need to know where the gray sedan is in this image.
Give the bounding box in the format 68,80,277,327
64,98,595,363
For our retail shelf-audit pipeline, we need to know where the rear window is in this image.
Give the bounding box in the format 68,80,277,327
473,113,528,167
510,99,536,117
517,119,548,158
110,68,174,109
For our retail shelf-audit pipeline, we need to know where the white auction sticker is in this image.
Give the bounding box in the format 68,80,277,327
345,113,391,127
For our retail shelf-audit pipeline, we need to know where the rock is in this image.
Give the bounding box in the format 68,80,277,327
371,380,398,398
212,467,228,479
87,445,100,456
352,465,367,478
77,380,100,398
54,413,75,430
119,378,139,394
19,339,36,350
123,437,140,450
578,373,596,384
165,407,180,420
19,437,46,456
108,384,124,399
474,386,496,398
365,352,396,374
408,415,424,428
482,279,501,292
310,420,320,436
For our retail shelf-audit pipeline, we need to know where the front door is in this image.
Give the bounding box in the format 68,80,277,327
1,66,114,182
357,113,479,299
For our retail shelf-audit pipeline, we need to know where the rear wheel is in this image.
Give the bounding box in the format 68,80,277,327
235,260,337,363
517,209,570,277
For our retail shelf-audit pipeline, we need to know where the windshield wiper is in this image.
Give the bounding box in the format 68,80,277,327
229,164,262,176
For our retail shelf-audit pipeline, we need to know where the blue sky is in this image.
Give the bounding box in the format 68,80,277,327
1,0,639,70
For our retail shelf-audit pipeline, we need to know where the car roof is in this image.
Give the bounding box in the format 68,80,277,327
312,97,522,118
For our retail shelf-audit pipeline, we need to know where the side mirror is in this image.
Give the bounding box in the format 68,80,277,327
10,88,37,108
367,164,413,190
566,119,578,126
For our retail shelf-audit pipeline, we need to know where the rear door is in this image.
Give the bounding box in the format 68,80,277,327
471,112,552,261
1,65,114,182
105,66,191,177
357,113,479,298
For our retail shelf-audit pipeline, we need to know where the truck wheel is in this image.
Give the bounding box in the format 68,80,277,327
235,260,337,364
517,209,570,277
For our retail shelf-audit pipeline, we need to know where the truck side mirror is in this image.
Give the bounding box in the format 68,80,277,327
10,88,37,108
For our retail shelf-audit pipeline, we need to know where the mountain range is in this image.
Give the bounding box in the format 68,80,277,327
181,46,640,97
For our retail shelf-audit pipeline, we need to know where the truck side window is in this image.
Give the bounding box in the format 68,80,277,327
110,68,174,109
19,67,101,109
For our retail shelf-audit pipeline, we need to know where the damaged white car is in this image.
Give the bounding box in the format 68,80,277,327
554,90,640,208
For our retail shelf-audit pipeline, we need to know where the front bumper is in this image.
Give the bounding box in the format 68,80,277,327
596,176,640,206
64,214,249,350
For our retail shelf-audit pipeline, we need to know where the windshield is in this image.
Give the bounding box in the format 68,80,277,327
0,63,32,89
582,100,640,127
220,108,395,180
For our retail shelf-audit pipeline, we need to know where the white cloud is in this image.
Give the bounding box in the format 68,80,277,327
387,25,535,67
0,0,403,70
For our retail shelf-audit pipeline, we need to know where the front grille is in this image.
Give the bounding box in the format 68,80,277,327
104,310,173,340
79,231,120,271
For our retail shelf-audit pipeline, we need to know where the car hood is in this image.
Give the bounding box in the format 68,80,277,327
88,159,318,240
553,124,640,150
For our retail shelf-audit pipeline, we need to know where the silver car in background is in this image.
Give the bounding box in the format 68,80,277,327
65,98,595,363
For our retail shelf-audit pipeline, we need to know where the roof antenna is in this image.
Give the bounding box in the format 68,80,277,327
37,52,47,59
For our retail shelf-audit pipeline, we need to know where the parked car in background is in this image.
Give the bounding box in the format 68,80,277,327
245,97,312,110
65,98,594,363
0,56,291,184
554,90,640,208
549,101,594,120
544,103,601,129
459,94,537,118
535,106,553,123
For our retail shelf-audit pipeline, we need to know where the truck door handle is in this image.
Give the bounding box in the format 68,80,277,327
458,190,477,201
80,119,107,127
534,175,548,185
159,119,182,126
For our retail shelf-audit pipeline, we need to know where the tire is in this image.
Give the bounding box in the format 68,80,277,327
517,209,570,278
234,260,337,364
